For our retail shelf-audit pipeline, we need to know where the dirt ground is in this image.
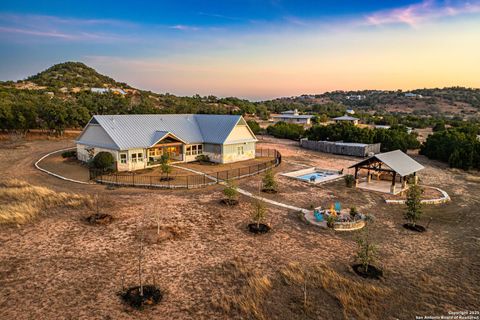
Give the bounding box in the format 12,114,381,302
0,135,479,319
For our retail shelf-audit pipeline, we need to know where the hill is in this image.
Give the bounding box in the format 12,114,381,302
26,62,130,90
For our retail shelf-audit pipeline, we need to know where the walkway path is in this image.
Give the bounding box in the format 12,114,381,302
35,147,94,185
172,164,311,213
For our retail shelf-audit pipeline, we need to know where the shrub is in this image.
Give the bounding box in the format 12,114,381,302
61,150,77,158
196,154,211,162
262,169,278,192
405,184,423,226
350,207,358,219
251,199,267,228
223,180,238,204
92,152,114,171
344,174,355,188
266,121,305,140
161,162,172,175
326,215,336,228
356,229,377,272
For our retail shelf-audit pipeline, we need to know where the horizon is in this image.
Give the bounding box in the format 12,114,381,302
1,1,480,100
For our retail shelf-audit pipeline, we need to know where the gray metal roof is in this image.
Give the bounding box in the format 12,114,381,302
76,114,256,150
272,115,313,119
333,115,359,121
350,150,424,176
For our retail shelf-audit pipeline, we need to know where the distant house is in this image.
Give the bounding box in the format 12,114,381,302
90,87,127,95
333,115,359,125
374,125,391,130
346,95,366,101
404,93,423,98
76,114,257,171
90,88,110,94
346,109,355,115
272,109,313,126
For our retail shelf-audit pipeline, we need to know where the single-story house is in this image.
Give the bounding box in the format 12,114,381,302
349,150,424,194
272,110,313,125
75,114,258,171
333,115,360,125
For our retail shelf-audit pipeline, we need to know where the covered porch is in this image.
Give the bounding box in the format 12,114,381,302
349,150,424,195
146,131,185,166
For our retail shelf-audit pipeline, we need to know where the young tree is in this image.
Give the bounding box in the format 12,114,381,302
262,169,278,193
251,199,267,228
356,229,377,272
405,184,423,227
223,180,238,205
160,154,171,177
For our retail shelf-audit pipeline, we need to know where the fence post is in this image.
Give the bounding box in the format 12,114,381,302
187,175,189,189
150,175,152,187
204,174,206,185
238,168,240,178
216,172,219,183
227,170,229,181
132,174,135,186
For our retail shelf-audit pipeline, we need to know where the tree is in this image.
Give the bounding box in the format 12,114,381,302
223,180,238,205
246,120,261,135
92,152,114,171
356,229,377,272
405,184,423,227
251,199,267,228
262,169,278,193
160,154,171,176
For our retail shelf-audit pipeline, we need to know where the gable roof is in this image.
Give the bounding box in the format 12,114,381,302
349,150,424,176
333,115,359,121
76,114,256,150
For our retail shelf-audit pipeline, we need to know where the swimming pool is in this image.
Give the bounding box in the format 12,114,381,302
281,167,343,184
297,171,336,182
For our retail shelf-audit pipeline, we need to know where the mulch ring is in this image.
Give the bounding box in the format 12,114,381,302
248,223,271,234
403,223,426,232
159,177,175,181
220,199,239,206
120,285,162,309
85,213,113,225
139,226,185,245
352,264,383,280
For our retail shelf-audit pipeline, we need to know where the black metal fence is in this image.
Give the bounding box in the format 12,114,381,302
90,148,281,189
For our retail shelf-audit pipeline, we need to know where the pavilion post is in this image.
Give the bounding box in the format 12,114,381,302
367,164,371,183
402,176,407,189
354,166,359,187
390,171,397,194
413,172,418,185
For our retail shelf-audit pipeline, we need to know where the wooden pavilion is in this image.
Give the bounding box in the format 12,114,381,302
349,150,424,194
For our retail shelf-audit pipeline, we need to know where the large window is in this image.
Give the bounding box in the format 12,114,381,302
131,153,137,163
186,144,203,156
237,146,244,155
120,153,127,164
131,152,143,163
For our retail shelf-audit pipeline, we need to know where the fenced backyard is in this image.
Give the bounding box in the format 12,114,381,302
89,148,282,189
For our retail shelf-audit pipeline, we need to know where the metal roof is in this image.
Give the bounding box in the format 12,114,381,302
272,114,313,119
349,150,424,176
333,115,359,121
76,114,256,150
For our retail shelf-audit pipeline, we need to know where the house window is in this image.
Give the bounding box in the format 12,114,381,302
131,153,137,163
186,144,203,156
237,146,244,155
120,153,127,164
137,153,143,162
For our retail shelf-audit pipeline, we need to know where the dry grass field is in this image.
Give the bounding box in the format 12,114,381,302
0,135,479,319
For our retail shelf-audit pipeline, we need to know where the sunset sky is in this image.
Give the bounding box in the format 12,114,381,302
1,0,480,100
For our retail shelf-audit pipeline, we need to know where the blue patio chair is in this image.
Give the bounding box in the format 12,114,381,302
314,211,324,222
334,202,341,212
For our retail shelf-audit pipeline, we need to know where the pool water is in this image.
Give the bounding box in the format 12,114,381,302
298,171,336,182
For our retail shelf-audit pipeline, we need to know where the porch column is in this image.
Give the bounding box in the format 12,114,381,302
413,172,418,185
402,176,407,189
390,171,397,194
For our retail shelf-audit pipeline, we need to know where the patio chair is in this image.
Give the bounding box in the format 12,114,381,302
334,202,341,212
314,211,324,222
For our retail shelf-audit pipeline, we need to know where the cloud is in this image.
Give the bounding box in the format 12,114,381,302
169,24,200,31
365,0,480,26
